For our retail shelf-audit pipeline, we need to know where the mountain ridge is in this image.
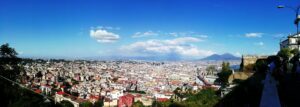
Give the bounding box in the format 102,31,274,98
201,53,240,60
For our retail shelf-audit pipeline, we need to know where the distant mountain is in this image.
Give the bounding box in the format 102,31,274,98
201,53,240,61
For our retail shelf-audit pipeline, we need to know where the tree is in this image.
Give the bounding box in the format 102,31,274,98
206,65,217,75
80,101,93,107
221,62,231,72
0,43,22,80
169,102,185,107
93,99,104,107
216,62,232,86
254,59,268,73
0,43,18,58
291,48,299,56
59,100,74,107
183,89,220,107
132,101,145,107
159,101,172,107
277,48,292,59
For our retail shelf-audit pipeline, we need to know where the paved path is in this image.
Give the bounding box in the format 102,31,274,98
260,62,281,107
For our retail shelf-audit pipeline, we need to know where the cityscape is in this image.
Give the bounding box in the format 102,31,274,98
0,0,300,107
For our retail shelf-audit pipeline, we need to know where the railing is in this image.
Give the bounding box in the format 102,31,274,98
259,62,281,107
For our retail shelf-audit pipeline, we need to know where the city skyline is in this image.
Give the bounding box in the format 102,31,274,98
0,0,299,60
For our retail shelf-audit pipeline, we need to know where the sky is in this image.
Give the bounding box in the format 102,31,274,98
0,0,299,60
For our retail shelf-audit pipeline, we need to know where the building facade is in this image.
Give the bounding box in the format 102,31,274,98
280,33,300,50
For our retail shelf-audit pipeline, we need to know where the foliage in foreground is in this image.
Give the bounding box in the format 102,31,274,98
154,89,220,107
133,101,145,107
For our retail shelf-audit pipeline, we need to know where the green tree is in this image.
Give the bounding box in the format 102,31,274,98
221,62,231,72
59,100,74,107
169,102,185,107
159,101,172,107
277,48,292,59
0,43,22,80
254,59,268,73
216,62,232,86
80,101,93,107
184,89,219,107
206,65,217,75
291,48,299,56
153,89,220,107
133,101,145,107
151,101,161,107
0,43,18,58
151,100,172,107
93,99,104,107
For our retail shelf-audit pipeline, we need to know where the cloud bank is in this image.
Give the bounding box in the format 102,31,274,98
132,31,158,38
245,33,263,38
120,37,214,58
90,29,120,43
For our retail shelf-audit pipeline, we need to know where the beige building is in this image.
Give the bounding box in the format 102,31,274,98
103,99,118,107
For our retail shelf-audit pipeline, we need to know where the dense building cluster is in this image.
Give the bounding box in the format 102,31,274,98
20,59,239,106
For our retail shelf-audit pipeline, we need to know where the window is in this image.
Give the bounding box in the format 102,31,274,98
290,38,297,44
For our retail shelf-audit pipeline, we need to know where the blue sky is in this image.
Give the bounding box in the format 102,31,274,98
0,0,299,59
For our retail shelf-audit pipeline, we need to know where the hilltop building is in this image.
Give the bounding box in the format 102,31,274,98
280,33,300,50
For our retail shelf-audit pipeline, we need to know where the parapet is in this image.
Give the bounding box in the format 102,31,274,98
240,55,268,72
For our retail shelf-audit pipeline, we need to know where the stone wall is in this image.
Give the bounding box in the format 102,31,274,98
241,55,268,72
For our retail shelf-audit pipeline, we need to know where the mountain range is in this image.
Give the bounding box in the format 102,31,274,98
201,53,240,61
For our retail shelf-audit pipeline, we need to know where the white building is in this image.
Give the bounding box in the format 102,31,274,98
109,90,123,99
280,33,300,50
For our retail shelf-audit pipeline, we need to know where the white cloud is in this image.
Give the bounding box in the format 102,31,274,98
234,52,241,57
90,29,120,43
198,35,208,38
165,37,203,45
18,51,24,55
167,32,208,38
132,31,209,39
245,33,263,38
132,31,158,38
169,32,178,37
120,37,214,57
272,33,287,39
254,42,264,46
95,26,120,30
